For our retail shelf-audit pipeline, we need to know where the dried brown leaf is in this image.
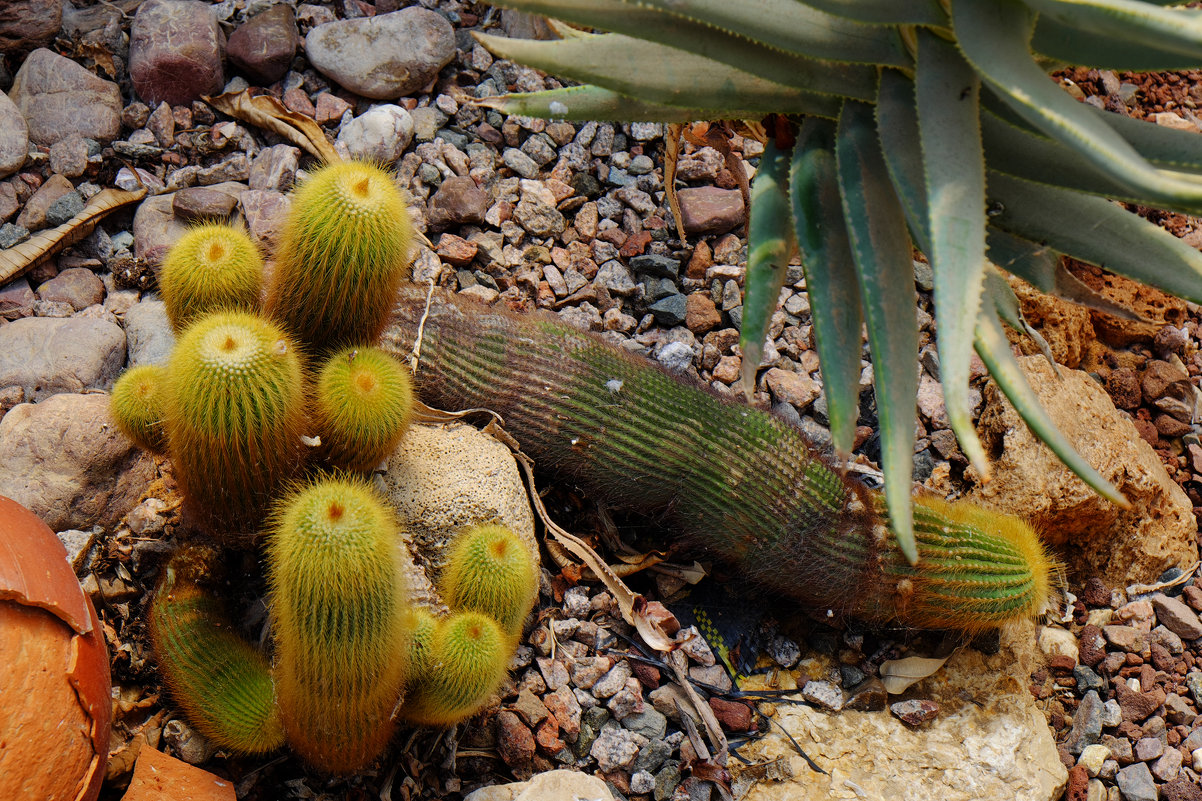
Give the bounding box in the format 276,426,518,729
878,655,951,694
204,89,340,163
0,186,146,286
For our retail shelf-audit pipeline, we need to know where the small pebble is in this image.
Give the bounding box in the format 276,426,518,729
890,699,939,726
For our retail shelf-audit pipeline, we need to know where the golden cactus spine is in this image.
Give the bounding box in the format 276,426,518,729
400,611,511,726
110,363,168,454
163,311,306,542
265,161,413,352
440,524,538,637
312,345,414,472
159,223,264,333
266,476,411,773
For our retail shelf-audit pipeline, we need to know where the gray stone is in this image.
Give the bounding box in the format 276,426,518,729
0,317,125,400
1134,737,1164,761
593,660,634,699
633,738,673,774
502,147,541,179
9,48,123,145
1074,665,1105,694
0,393,156,531
590,722,648,772
45,191,84,226
129,0,225,106
513,196,566,237
1152,593,1202,640
630,253,680,278
248,144,300,192
0,223,29,248
337,105,414,164
622,708,668,741
305,8,456,99
1115,761,1158,801
802,680,845,712
123,300,174,367
48,136,90,179
649,293,688,327
657,341,694,374
0,92,28,178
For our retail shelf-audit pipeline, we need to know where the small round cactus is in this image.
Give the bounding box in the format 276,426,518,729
110,364,168,454
404,606,439,681
401,611,511,727
164,311,306,541
440,524,538,637
159,223,264,333
313,346,413,472
149,572,284,755
265,161,413,352
266,476,411,774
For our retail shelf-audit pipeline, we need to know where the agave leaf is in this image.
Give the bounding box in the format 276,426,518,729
836,101,920,564
486,0,908,66
979,107,1202,214
473,32,879,114
740,137,796,397
915,29,989,479
986,170,1202,304
796,0,948,26
790,119,864,457
1023,0,1202,61
975,281,1128,508
1032,15,1202,71
953,0,1202,206
473,85,816,123
875,70,931,251
1087,104,1202,175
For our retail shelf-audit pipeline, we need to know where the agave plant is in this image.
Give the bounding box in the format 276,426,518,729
474,0,1202,563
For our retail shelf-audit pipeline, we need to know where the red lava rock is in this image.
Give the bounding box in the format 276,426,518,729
1105,367,1142,410
1183,585,1202,613
890,699,940,727
686,240,712,279
630,659,661,691
1064,765,1090,801
1116,682,1166,722
1079,625,1107,667
708,697,753,732
495,710,536,768
619,230,652,258
1164,776,1202,801
533,715,565,754
1048,654,1078,674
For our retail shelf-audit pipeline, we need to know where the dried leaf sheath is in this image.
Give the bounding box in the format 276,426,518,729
382,289,1053,632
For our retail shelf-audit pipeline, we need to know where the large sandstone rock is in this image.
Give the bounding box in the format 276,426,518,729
129,0,225,106
0,317,125,400
0,0,61,55
1072,263,1189,348
463,769,610,801
8,48,122,146
1007,276,1095,369
304,7,456,100
381,422,536,586
0,91,28,178
736,621,1065,801
968,355,1197,586
0,393,157,532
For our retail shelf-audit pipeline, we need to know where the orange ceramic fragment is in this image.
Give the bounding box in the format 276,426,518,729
120,746,236,801
0,495,111,801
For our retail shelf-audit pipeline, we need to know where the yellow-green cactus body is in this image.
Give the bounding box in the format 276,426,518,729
159,223,264,333
164,311,305,541
110,363,168,454
313,345,413,472
401,611,510,726
266,161,412,352
266,477,411,773
149,576,284,755
441,524,538,637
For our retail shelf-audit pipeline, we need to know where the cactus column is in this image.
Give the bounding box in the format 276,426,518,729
382,289,1054,633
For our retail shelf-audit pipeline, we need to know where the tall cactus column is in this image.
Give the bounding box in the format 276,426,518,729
382,288,1053,632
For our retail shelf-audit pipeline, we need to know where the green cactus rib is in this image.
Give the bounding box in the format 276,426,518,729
110,363,168,454
266,476,411,774
401,611,512,726
441,524,539,636
266,161,413,353
382,289,1053,633
149,576,284,755
164,311,306,541
159,223,264,334
313,345,414,472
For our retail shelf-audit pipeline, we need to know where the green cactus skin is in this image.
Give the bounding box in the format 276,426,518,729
313,345,414,472
164,311,306,541
110,364,168,454
440,524,538,637
266,476,411,774
382,288,1055,634
401,611,511,726
149,573,284,755
265,161,413,353
159,223,264,334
